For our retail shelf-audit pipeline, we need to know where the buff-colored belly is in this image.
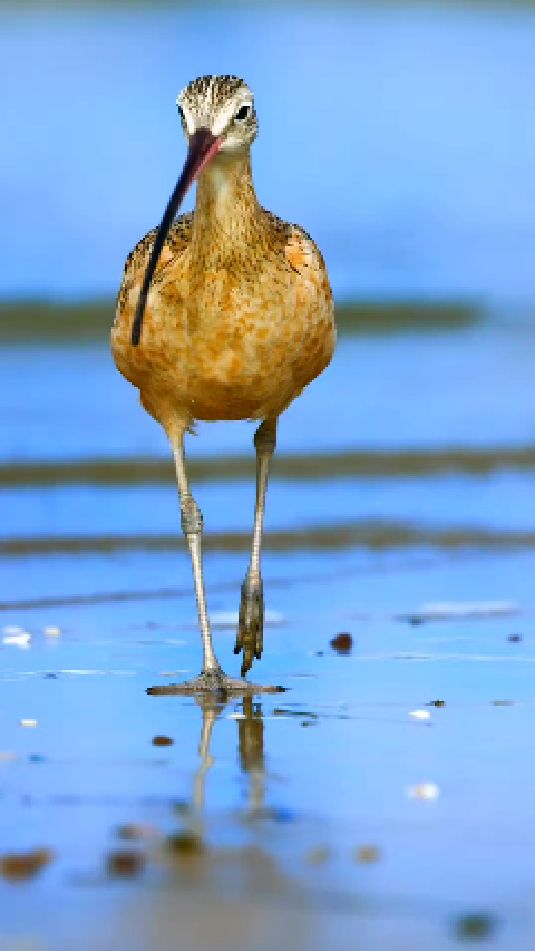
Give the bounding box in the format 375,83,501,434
112,262,335,428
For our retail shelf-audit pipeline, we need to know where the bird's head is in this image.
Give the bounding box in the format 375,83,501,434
131,74,256,346
177,74,258,155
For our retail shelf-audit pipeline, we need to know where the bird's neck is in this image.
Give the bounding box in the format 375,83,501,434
192,150,263,256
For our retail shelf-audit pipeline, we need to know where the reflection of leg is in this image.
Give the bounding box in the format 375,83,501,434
171,428,220,677
235,418,277,676
191,698,265,820
193,699,220,813
238,697,265,812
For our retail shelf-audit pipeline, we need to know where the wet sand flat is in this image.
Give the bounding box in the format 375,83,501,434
1,547,535,951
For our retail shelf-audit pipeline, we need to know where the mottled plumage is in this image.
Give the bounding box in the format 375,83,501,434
111,75,335,691
112,167,333,428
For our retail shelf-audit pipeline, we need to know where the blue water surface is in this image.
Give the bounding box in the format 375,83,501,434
2,2,535,304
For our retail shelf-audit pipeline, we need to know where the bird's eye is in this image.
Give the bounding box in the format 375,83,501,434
235,105,251,121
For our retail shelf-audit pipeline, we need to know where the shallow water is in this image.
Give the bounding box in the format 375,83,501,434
2,551,535,951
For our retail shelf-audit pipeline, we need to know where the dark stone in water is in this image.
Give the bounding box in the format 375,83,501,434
106,849,145,878
166,831,204,857
152,735,174,747
453,912,497,940
330,632,353,654
1,848,54,881
354,845,381,864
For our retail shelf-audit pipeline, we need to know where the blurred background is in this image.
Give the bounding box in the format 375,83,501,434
1,2,535,950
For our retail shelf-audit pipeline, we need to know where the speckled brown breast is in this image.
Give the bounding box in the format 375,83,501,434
112,199,335,433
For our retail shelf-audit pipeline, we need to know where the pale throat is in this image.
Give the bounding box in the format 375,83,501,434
191,149,262,250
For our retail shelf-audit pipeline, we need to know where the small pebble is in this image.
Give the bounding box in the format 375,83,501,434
166,831,204,858
408,782,440,800
454,912,497,940
106,849,145,878
1,848,53,882
44,625,61,638
305,845,331,865
28,754,46,764
428,699,446,707
152,735,174,747
20,719,38,729
330,632,353,654
507,634,522,643
354,845,380,864
492,700,514,707
409,709,431,721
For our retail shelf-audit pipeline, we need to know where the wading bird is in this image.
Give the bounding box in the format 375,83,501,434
112,75,335,692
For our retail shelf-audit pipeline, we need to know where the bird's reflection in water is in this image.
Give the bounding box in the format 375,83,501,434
192,694,266,819
165,694,300,912
107,695,317,951
191,695,219,815
237,696,265,813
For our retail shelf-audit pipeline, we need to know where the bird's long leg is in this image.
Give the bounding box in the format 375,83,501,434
234,418,277,676
146,427,283,696
171,429,222,679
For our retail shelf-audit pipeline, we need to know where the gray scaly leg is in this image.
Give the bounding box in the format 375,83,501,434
234,418,277,676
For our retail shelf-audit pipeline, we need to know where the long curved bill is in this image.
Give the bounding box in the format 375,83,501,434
131,128,221,346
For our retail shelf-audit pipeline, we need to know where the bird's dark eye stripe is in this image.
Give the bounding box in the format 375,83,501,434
235,105,250,120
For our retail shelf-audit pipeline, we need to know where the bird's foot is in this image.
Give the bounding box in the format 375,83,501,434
147,666,284,698
234,573,264,677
